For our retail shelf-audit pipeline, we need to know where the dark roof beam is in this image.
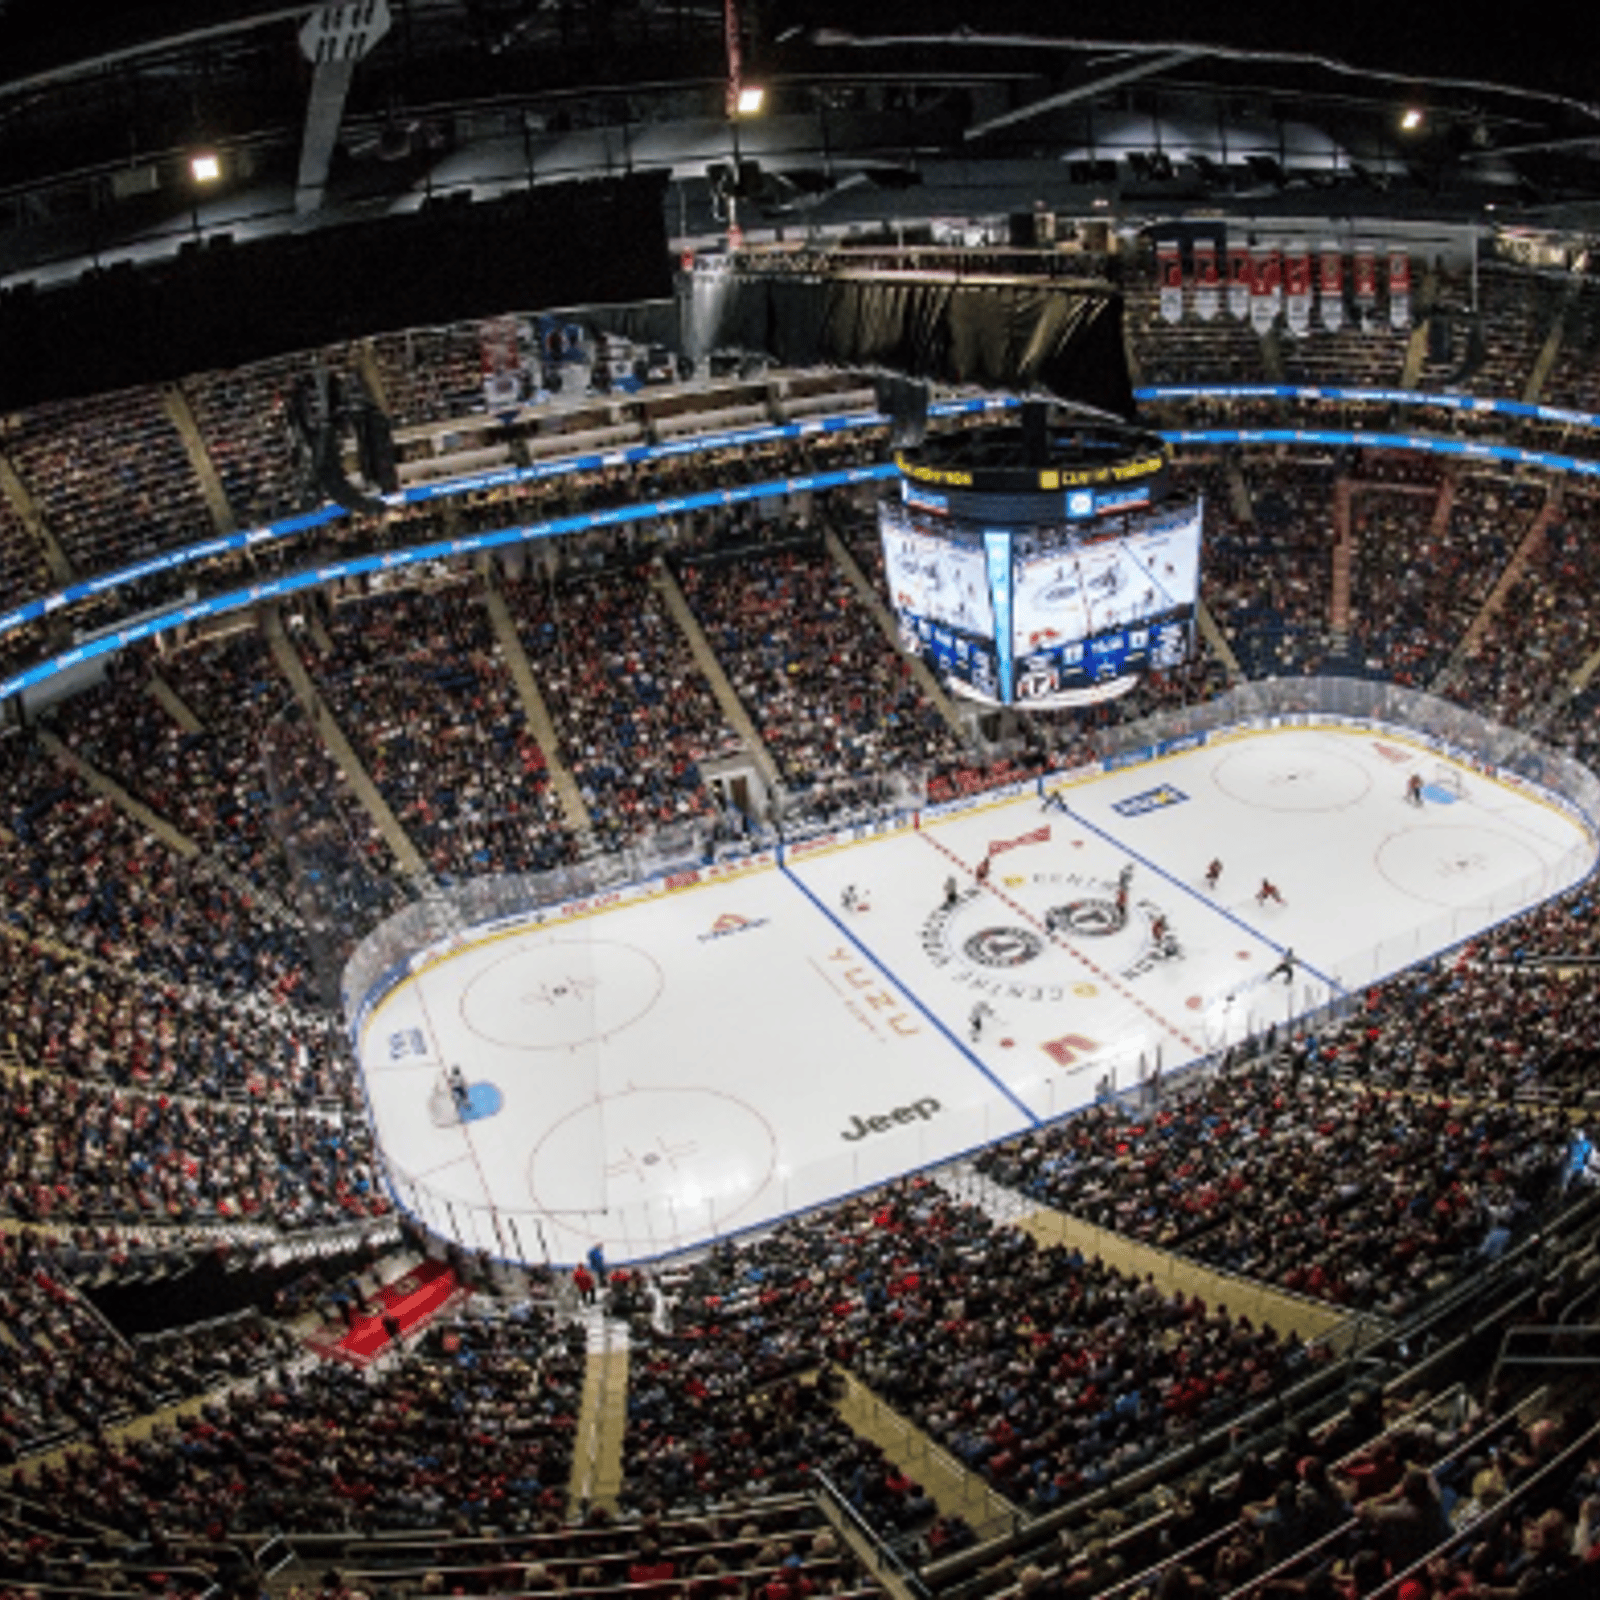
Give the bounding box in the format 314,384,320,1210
962,47,1206,141
295,2,395,215
0,6,307,102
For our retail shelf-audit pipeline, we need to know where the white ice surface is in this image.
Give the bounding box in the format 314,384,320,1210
359,726,1594,1265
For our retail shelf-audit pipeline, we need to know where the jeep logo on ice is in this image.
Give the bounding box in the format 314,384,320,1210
840,1097,942,1141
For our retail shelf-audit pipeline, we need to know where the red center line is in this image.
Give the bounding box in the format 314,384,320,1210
918,828,1207,1056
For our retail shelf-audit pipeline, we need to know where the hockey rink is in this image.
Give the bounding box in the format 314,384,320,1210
357,725,1597,1265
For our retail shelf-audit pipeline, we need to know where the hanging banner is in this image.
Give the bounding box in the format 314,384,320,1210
1157,240,1184,323
1250,247,1282,334
1353,244,1378,329
1284,242,1313,338
1388,248,1413,330
1194,239,1220,322
1227,245,1253,321
1318,243,1345,333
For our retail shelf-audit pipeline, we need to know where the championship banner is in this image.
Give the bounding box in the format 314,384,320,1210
1194,239,1220,322
1227,245,1252,321
1284,243,1312,338
1353,245,1378,325
1250,248,1282,334
989,823,1051,857
1318,244,1345,333
1388,248,1413,330
1157,241,1184,324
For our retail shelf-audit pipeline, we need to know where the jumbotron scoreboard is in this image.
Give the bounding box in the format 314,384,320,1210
882,414,1202,708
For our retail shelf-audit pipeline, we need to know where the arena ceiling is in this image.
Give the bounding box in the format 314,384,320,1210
1,1,1598,288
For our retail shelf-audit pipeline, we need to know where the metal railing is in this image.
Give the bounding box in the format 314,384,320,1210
812,1468,935,1600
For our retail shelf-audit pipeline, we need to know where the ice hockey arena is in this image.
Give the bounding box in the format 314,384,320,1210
2,2,1600,1595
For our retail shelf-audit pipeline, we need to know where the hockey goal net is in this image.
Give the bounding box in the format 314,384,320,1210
1428,764,1467,801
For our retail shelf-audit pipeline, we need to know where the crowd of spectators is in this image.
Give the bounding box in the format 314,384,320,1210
21,1300,585,1538
977,1060,1570,1316
0,388,214,579
0,491,48,634
1288,878,1600,1109
0,252,1594,653
254,696,415,974
1241,1406,1600,1599
1124,286,1274,388
502,561,737,852
1441,491,1600,732
299,579,576,881
1436,261,1570,401
675,513,966,792
1547,671,1600,788
0,1227,293,1463
0,343,895,696
328,1498,884,1600
631,1179,1308,1528
47,634,302,906
1342,461,1456,685
1540,277,1600,415
182,351,318,529
1,272,1600,1600
1059,1386,1600,1599
1418,473,1533,664
0,737,311,1000
0,943,339,1104
372,325,491,430
0,1064,383,1228
1277,317,1413,390
1188,454,1340,677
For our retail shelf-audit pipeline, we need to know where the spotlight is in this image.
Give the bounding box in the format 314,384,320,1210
1400,107,1424,132
190,152,222,183
736,85,765,116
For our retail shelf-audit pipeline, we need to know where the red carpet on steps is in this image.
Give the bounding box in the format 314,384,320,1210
308,1259,459,1364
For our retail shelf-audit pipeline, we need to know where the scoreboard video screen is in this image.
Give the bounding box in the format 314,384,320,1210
881,494,1204,707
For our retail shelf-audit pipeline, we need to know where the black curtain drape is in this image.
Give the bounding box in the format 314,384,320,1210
687,271,1135,418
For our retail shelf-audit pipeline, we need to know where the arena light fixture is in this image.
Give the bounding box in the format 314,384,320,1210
190,152,222,183
1400,107,1425,132
736,84,765,116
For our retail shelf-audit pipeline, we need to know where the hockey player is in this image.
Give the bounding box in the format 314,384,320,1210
969,1000,995,1042
1268,946,1297,985
1256,878,1284,907
1204,858,1223,891
1115,863,1133,921
1406,772,1425,807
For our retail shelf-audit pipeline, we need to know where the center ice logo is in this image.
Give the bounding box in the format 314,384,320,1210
1044,898,1124,937
962,926,1045,967
920,897,1067,1002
